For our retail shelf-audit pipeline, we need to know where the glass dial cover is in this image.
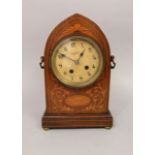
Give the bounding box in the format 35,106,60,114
51,36,104,88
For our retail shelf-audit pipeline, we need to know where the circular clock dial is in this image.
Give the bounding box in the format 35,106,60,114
51,36,104,88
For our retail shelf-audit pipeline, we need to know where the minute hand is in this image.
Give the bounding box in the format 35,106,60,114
59,53,79,64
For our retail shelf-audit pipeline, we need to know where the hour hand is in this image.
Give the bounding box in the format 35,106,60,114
80,49,85,57
77,49,85,61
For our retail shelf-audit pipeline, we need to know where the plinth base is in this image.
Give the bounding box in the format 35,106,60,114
42,111,113,129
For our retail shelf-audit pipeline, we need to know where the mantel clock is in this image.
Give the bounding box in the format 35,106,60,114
39,14,116,129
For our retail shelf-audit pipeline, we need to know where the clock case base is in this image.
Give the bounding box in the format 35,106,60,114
42,111,112,129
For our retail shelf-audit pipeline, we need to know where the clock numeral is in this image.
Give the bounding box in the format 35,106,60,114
58,64,62,68
71,42,76,47
92,64,96,69
63,71,67,75
88,47,92,52
81,43,84,48
64,47,68,51
79,76,83,80
87,72,91,76
93,55,96,60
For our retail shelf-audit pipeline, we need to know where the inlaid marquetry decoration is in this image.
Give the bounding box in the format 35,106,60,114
39,13,116,129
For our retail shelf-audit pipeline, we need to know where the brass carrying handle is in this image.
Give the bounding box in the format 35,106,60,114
39,55,116,69
39,56,44,69
110,55,116,69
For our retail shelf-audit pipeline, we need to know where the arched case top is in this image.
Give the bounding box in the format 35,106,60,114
45,13,111,67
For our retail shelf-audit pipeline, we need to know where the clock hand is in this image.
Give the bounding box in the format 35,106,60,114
58,53,66,58
76,49,85,64
80,49,85,57
59,52,79,65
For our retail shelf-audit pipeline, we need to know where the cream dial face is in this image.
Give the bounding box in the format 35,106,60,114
51,36,104,88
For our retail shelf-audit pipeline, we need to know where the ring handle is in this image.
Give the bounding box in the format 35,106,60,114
39,56,44,69
110,55,116,69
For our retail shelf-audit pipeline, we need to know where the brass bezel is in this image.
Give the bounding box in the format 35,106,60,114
51,35,104,88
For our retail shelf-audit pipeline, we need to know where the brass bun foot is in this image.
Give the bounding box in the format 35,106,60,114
104,126,112,129
43,127,49,131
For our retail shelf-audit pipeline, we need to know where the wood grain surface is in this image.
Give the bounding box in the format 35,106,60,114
42,13,113,128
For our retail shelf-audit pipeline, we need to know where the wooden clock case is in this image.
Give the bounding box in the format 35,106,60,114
40,14,114,129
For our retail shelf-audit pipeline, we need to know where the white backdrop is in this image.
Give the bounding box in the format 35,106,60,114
23,0,132,155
